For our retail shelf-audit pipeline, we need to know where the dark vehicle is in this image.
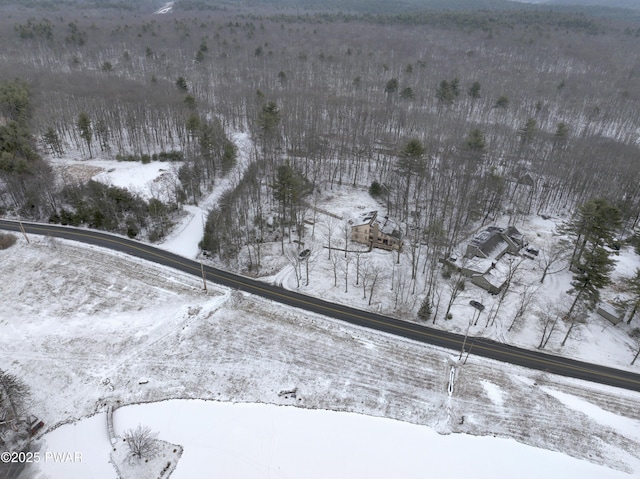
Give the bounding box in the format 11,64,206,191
299,249,311,259
525,247,539,256
469,300,485,311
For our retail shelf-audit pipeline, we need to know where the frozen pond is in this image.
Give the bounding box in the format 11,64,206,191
34,399,630,478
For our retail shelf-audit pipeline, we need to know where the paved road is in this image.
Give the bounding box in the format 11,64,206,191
2,219,640,393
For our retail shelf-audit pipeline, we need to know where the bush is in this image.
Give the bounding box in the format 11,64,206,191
369,180,382,197
116,151,183,163
0,233,17,249
417,298,432,321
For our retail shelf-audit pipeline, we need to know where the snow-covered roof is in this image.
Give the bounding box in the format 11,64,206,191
376,215,401,239
353,211,377,226
352,211,401,239
468,226,523,259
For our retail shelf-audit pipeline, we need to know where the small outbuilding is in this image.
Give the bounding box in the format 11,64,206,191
597,303,625,325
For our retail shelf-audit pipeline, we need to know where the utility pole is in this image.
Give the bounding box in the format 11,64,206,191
18,221,29,243
200,211,208,292
459,320,471,361
200,260,207,292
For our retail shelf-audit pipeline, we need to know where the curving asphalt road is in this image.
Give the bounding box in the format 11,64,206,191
2,218,640,393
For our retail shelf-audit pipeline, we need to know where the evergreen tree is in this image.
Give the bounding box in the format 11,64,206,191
468,81,481,99
519,118,537,144
417,298,432,321
272,162,311,254
399,87,415,100
175,76,188,93
397,138,426,221
43,127,64,156
562,198,621,270
368,180,382,197
436,80,455,104
450,77,460,97
494,95,509,109
185,114,200,142
257,101,281,157
221,140,237,174
465,128,486,151
555,122,569,141
76,112,93,158
384,78,399,95
627,269,640,324
562,245,615,346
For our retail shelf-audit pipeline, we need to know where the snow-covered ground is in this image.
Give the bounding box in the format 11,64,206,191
2,235,640,478
4,131,640,478
36,400,633,479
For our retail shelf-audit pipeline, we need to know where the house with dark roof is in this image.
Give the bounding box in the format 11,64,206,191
351,211,402,251
444,226,525,294
465,226,524,259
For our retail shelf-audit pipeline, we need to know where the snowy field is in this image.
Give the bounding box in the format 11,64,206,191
37,400,634,479
2,132,640,477
1,236,640,478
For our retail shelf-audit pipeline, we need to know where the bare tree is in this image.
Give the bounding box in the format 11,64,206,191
319,216,339,260
367,260,385,306
329,251,340,287
341,253,353,293
284,246,303,288
536,302,561,349
487,256,525,327
124,425,159,461
538,237,570,283
508,284,538,331
630,329,640,366
444,266,466,320
341,221,351,258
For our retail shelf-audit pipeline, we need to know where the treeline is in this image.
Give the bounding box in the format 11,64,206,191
0,4,639,252
0,79,56,217
0,78,183,241
49,180,175,241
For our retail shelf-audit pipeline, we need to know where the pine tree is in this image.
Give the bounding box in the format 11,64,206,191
627,269,640,324
561,245,615,346
175,76,188,93
519,118,537,144
272,162,311,254
43,127,64,156
418,298,432,321
562,198,621,270
468,81,481,99
436,80,455,104
466,128,486,151
384,78,399,95
76,112,93,158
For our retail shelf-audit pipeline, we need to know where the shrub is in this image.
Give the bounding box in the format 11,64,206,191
368,180,382,197
0,233,17,249
417,298,432,321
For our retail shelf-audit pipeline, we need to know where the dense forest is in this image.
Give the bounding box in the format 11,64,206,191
0,0,639,273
